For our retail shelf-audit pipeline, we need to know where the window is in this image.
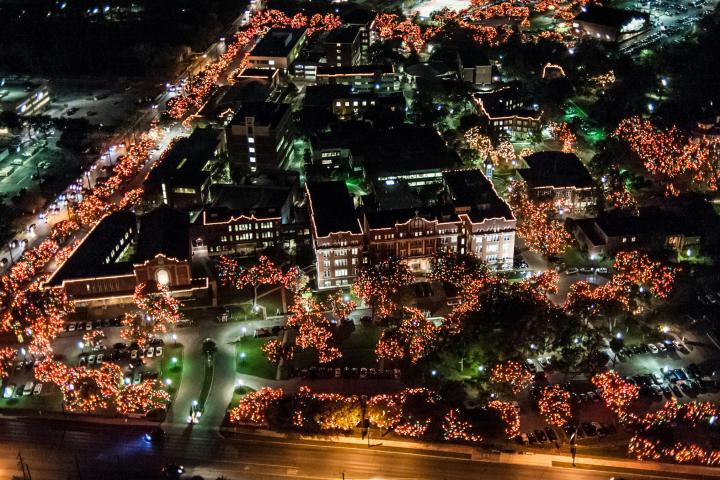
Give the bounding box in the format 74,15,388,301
248,137,255,143
334,259,348,267
249,147,255,153
156,269,170,286
504,234,511,241
486,244,498,253
335,269,348,277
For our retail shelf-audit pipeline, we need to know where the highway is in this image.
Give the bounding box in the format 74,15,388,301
0,417,669,480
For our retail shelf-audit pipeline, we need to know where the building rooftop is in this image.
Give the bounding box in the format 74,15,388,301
202,184,293,222
135,205,190,263
307,181,361,237
473,87,540,119
443,169,514,223
518,151,595,189
574,5,649,29
145,128,220,187
230,102,291,129
325,25,361,44
361,125,460,178
303,85,352,109
316,64,395,77
249,28,306,58
364,206,458,229
46,211,136,285
337,5,377,25
236,68,280,80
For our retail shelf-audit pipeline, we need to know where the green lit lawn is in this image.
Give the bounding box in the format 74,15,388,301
236,336,277,379
160,344,184,400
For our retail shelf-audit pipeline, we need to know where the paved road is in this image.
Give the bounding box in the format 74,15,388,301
0,417,668,480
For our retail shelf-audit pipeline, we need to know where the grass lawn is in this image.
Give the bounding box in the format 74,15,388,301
236,337,277,379
562,246,613,268
226,385,255,411
286,324,383,372
160,344,184,401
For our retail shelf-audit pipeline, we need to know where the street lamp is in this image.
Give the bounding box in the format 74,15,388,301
241,327,247,337
661,325,670,334
615,332,623,340
477,365,485,373
172,333,177,345
431,369,437,377
165,378,172,386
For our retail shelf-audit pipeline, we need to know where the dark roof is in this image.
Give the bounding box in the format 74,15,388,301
325,25,361,44
316,64,395,76
249,28,306,57
303,84,352,109
458,49,490,68
361,125,459,177
574,5,649,29
518,151,595,189
443,169,514,223
46,211,136,285
474,87,540,119
230,102,291,128
596,207,699,237
134,206,190,263
145,128,219,187
237,68,279,80
200,83,271,119
203,184,292,221
307,181,361,236
310,122,372,152
365,206,458,229
337,6,377,25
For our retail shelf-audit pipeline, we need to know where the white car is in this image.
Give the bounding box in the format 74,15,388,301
96,353,104,364
155,346,163,357
23,381,34,396
87,355,95,365
33,383,43,395
146,347,154,358
647,343,659,354
131,349,138,360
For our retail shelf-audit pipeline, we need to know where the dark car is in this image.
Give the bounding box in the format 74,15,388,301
581,422,597,437
545,427,558,442
144,427,165,443
688,363,702,379
527,432,538,444
674,369,688,381
161,464,184,479
534,429,547,443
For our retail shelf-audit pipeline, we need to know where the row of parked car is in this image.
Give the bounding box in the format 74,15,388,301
617,339,689,360
627,363,709,399
518,421,617,446
529,382,604,407
65,317,122,332
296,366,401,380
2,381,42,399
78,340,164,367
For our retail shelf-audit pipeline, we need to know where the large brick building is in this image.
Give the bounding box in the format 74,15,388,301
307,169,516,289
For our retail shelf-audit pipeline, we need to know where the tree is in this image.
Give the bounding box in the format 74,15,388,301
116,380,171,414
376,307,440,364
490,361,532,395
429,249,487,287
121,283,183,348
367,394,402,430
538,385,572,428
314,397,362,431
229,387,284,425
262,339,294,365
352,257,413,319
592,370,639,418
507,180,571,257
219,255,282,307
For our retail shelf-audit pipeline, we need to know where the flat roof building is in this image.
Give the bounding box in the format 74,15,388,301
573,6,649,42
247,28,307,71
518,151,597,211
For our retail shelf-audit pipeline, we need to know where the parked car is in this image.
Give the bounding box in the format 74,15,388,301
545,427,558,442
130,350,138,360
647,343,659,354
23,381,33,396
32,382,42,395
565,268,579,275
155,346,163,357
656,342,667,352
519,433,529,445
96,353,104,364
525,359,538,373
3,383,15,398
146,347,154,358
534,429,547,443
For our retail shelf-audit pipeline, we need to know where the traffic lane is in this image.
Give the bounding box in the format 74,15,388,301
0,419,663,480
